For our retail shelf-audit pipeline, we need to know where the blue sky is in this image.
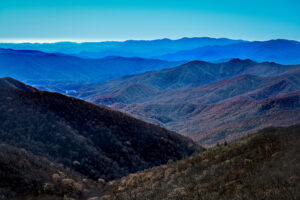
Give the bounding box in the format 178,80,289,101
0,0,299,42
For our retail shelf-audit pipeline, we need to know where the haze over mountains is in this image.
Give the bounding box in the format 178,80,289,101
79,59,299,101
1,37,300,93
89,67,300,105
74,60,300,146
0,37,244,58
1,40,299,146
0,48,184,84
1,37,300,64
157,39,300,64
0,36,300,199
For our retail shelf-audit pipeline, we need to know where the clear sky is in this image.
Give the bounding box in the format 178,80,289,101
0,0,299,42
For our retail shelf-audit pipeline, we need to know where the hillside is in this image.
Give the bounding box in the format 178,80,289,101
153,69,300,104
74,60,300,147
74,60,300,146
0,49,184,83
157,39,300,65
92,69,300,105
3,124,299,200
115,91,300,146
0,144,100,200
78,59,300,102
100,125,300,200
0,78,201,184
0,77,39,93
96,84,160,105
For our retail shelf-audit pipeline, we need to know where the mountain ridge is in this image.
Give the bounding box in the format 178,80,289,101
0,48,185,83
79,59,300,103
0,37,246,58
157,39,300,64
0,78,202,181
85,66,300,146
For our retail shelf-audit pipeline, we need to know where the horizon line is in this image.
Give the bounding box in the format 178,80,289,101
0,37,298,44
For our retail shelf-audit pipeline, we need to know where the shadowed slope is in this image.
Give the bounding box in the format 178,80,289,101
0,78,201,182
0,77,39,93
0,144,100,200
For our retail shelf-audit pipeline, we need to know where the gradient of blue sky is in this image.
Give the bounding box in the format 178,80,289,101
0,0,299,42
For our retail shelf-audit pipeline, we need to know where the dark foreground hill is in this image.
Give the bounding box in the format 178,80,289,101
2,120,299,200
101,125,300,200
0,77,39,92
0,144,101,200
0,78,201,191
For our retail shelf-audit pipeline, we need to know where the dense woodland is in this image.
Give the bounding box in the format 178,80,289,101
0,74,299,200
0,79,200,189
101,125,300,200
1,124,299,199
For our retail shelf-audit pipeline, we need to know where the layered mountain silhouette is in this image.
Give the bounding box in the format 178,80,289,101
157,39,300,64
76,60,300,146
1,38,300,64
0,78,201,184
116,91,300,146
0,37,299,200
0,37,244,58
78,59,300,102
105,69,300,105
0,48,184,83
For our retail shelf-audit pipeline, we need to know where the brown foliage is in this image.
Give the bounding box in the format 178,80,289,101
102,125,300,200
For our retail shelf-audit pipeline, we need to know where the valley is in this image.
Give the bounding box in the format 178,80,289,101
72,59,300,146
0,37,299,200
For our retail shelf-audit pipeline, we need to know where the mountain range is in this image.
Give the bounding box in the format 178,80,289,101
157,39,300,64
77,59,300,102
0,48,184,84
74,60,300,146
0,36,300,199
93,69,300,105
0,37,245,58
1,38,300,64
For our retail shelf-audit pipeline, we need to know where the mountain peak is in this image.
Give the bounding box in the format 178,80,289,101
185,60,210,65
0,77,39,92
227,58,256,64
